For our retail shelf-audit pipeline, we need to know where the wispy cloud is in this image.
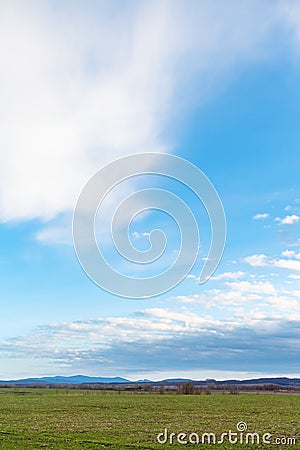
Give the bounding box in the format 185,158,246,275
132,231,151,240
211,271,245,281
253,213,269,220
0,0,296,226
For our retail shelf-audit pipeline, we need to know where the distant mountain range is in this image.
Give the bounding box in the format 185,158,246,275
158,377,300,387
0,375,130,385
0,375,300,386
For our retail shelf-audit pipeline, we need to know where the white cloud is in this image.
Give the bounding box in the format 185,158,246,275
244,254,268,267
244,252,300,272
225,280,276,296
273,258,300,271
186,271,245,284
4,308,232,352
211,271,245,281
253,213,269,220
281,250,300,259
171,294,202,304
204,280,280,308
174,274,300,311
275,214,300,225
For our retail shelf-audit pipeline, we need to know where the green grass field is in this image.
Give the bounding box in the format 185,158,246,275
0,389,299,449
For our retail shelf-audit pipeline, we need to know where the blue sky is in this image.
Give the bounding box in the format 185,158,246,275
1,0,300,380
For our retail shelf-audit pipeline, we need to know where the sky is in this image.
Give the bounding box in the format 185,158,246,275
0,0,300,381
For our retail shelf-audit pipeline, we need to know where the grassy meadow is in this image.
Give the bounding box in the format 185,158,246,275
0,388,299,449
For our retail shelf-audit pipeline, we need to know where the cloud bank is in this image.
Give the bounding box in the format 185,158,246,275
3,306,300,375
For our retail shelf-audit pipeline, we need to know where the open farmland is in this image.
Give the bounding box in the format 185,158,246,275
0,389,299,449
